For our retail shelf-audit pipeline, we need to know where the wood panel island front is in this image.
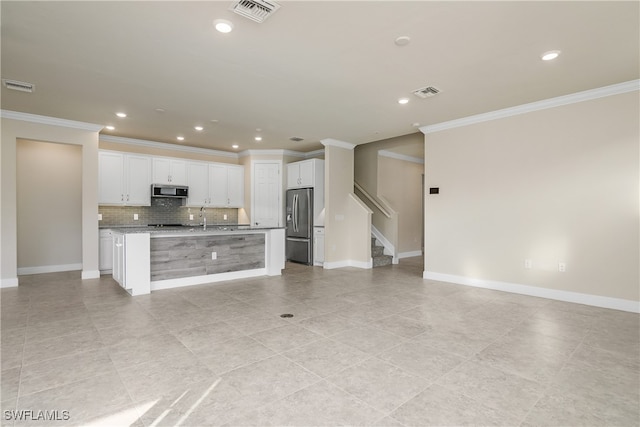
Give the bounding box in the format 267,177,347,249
109,227,285,295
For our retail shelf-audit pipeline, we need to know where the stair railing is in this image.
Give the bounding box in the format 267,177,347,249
354,181,399,263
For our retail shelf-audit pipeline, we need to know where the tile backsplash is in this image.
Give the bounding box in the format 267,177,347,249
99,198,239,226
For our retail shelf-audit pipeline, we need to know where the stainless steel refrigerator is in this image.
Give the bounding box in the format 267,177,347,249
286,188,314,265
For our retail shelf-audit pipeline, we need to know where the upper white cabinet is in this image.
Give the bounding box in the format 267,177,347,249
152,157,187,185
186,162,244,208
287,159,323,189
210,164,244,207
99,151,151,206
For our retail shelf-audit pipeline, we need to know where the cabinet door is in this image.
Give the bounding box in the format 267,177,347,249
287,163,301,189
169,160,188,185
125,155,151,206
112,233,125,286
299,160,314,187
186,162,209,206
152,158,172,184
253,162,281,227
99,231,113,272
209,164,228,206
227,165,244,207
99,152,125,204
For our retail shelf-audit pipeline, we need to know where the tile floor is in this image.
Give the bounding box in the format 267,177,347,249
1,257,638,426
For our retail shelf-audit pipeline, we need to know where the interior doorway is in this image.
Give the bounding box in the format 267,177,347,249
16,139,82,275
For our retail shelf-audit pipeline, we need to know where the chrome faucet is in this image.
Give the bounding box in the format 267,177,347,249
200,207,207,231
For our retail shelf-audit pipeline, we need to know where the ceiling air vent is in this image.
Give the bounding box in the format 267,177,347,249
412,86,440,99
289,137,304,142
230,0,280,23
2,79,35,93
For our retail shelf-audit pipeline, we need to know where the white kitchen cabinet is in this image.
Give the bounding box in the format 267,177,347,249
111,231,150,296
210,164,244,207
99,229,114,273
187,163,244,208
186,161,210,206
152,157,187,185
287,159,323,189
313,227,325,266
99,151,151,206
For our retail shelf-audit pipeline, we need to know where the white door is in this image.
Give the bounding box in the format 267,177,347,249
253,162,281,227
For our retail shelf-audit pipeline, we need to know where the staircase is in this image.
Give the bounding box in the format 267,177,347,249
371,237,393,267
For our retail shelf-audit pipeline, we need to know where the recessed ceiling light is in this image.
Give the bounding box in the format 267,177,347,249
115,112,127,118
394,36,411,46
256,128,262,132
255,136,262,142
177,136,185,141
210,119,219,123
541,50,561,61
412,122,420,127
398,98,410,105
105,125,115,131
194,126,203,131
232,144,239,149
155,108,165,113
213,19,234,33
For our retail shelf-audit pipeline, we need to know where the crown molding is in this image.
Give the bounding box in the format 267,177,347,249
378,150,424,164
420,79,640,135
320,138,356,150
99,135,239,158
0,110,103,132
238,148,324,158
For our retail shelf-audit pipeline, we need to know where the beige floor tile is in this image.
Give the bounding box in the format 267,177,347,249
389,384,521,427
117,352,216,402
1,367,21,403
196,336,275,375
331,325,403,354
371,315,432,338
172,320,243,351
249,324,322,352
19,348,116,396
22,330,104,367
226,380,384,426
377,339,465,381
435,360,546,420
293,312,364,337
283,338,370,378
105,333,189,369
15,372,133,426
326,358,428,413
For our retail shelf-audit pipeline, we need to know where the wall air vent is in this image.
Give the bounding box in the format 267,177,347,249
289,137,304,142
2,79,35,93
230,0,281,23
412,86,440,99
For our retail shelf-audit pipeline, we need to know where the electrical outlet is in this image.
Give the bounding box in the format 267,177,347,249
189,214,194,221
211,252,217,260
98,213,103,221
558,262,566,272
133,214,139,221
524,259,532,269
223,214,227,220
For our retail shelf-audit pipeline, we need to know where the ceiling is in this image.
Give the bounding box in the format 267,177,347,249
2,1,638,154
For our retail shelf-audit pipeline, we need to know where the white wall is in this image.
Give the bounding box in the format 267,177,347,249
1,115,101,286
423,90,639,310
17,140,82,273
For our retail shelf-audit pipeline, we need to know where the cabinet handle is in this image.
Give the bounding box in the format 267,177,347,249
168,175,172,182
228,198,230,205
126,195,130,201
121,194,124,201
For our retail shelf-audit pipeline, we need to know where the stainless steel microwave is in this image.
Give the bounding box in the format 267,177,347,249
151,184,189,198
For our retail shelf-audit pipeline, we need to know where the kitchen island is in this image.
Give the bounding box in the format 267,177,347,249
109,226,285,296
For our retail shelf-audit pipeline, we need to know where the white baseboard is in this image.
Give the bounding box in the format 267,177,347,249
81,270,101,280
1,278,19,288
423,271,640,313
323,259,373,270
17,263,82,276
399,251,422,259
151,268,266,291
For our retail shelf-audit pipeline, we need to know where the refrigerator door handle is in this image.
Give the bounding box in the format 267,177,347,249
293,194,299,233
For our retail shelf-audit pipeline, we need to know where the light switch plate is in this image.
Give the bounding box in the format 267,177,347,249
98,214,102,221
133,214,139,220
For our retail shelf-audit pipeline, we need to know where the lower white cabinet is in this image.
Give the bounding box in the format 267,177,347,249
99,229,113,273
112,231,150,296
313,227,325,266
